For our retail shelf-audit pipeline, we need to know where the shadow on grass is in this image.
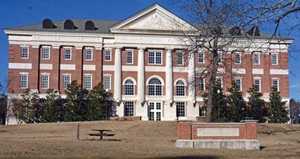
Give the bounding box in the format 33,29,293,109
151,156,219,159
260,146,266,150
82,139,122,142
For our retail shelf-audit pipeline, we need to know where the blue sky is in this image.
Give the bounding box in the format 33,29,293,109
0,0,299,100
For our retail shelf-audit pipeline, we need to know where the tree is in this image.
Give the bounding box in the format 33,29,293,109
247,87,267,123
17,89,41,123
0,84,6,125
202,84,227,122
41,89,64,122
290,99,300,124
176,0,279,122
225,82,246,122
268,88,289,123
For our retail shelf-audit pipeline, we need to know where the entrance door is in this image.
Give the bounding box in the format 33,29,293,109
149,102,162,121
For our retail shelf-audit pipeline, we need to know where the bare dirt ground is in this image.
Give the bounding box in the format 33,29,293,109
0,121,300,159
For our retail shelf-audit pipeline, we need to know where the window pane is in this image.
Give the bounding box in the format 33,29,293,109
126,50,133,64
125,79,134,95
253,54,259,64
105,50,111,61
64,75,71,89
235,79,241,92
42,48,50,59
124,101,134,116
104,76,111,90
198,52,204,63
85,76,92,90
42,75,49,89
86,49,92,60
272,54,278,65
156,52,162,64
64,49,71,59
176,81,185,96
176,102,185,117
272,79,279,92
20,74,28,88
217,52,222,62
235,53,241,64
21,47,28,58
254,79,260,92
149,52,155,64
177,52,183,65
199,78,205,91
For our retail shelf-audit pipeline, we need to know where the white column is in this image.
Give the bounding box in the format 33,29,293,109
138,48,145,102
114,47,122,101
188,51,195,101
166,48,173,102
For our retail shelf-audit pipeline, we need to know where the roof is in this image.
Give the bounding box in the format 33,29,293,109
4,19,119,34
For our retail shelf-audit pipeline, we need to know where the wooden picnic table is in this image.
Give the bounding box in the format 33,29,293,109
88,129,115,140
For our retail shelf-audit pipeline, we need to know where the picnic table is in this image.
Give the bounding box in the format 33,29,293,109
88,129,115,140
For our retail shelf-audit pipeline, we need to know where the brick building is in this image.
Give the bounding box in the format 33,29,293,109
4,4,293,124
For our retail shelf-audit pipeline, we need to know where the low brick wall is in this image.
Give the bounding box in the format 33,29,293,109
176,120,260,150
110,116,141,121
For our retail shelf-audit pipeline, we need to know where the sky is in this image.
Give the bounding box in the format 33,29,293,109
0,0,299,100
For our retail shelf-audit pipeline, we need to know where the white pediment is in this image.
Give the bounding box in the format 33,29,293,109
110,3,197,34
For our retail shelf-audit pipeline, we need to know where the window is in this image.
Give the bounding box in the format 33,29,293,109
272,78,279,92
148,77,162,96
124,101,134,116
126,50,133,64
21,47,29,59
104,76,111,90
271,54,278,65
176,80,185,96
253,53,260,65
217,51,222,63
85,49,93,60
64,48,72,60
216,77,222,87
124,79,134,95
105,49,111,61
254,78,261,92
234,52,241,64
148,51,162,64
20,74,28,89
63,75,71,89
198,52,204,63
41,74,49,89
199,78,205,91
177,52,183,65
235,78,242,92
42,47,50,59
85,75,92,90
176,102,185,117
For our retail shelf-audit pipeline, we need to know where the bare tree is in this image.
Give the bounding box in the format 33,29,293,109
174,0,294,122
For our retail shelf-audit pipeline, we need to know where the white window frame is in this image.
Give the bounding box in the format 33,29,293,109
41,73,50,89
124,79,135,95
148,50,163,65
85,75,92,90
176,102,185,117
271,53,278,65
199,78,205,91
104,75,111,91
272,78,279,92
42,46,50,60
175,80,186,96
234,77,242,92
85,48,93,61
234,52,241,64
253,52,260,65
126,49,133,64
177,51,184,65
64,47,72,60
254,77,261,92
198,51,205,63
124,101,134,116
104,48,112,61
21,46,29,59
63,74,71,89
20,73,28,89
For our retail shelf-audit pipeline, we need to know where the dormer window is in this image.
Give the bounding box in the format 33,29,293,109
64,20,75,30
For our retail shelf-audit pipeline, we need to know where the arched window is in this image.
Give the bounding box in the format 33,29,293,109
64,19,75,30
42,19,54,29
176,80,185,96
124,79,134,95
85,20,95,30
148,78,162,96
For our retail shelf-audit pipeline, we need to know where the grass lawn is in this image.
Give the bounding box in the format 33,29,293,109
1,121,300,159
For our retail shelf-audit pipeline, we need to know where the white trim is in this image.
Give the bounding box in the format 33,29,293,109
148,50,163,65
146,75,165,86
85,49,93,61
40,64,53,70
234,77,242,92
9,63,32,69
60,64,76,70
174,78,187,86
176,50,184,65
63,74,71,89
253,52,260,65
21,46,29,59
42,47,50,60
271,78,280,92
173,67,189,72
252,69,264,74
253,77,262,92
271,53,278,65
64,47,72,60
198,51,205,63
232,68,246,74
270,69,289,75
20,73,28,89
41,74,49,89
145,66,165,72
83,65,96,71
103,65,114,71
104,75,111,91
122,77,137,85
122,66,138,71
234,51,242,64
104,48,112,61
84,75,93,90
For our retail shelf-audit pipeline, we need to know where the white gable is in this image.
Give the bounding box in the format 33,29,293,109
110,3,196,34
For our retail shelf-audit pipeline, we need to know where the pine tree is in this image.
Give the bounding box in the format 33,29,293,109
203,84,227,122
268,88,289,123
225,82,246,122
247,87,266,123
